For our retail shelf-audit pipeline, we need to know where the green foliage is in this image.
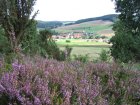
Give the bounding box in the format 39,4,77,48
64,45,72,60
111,0,140,63
38,29,67,61
0,60,12,77
45,41,72,61
0,26,11,54
45,40,63,60
70,90,78,105
88,35,94,39
22,21,39,55
0,0,38,53
101,36,107,39
39,29,53,40
37,21,63,29
3,53,17,64
0,21,39,57
99,49,110,62
38,29,57,57
73,54,89,63
66,40,71,43
48,82,63,105
0,94,11,105
0,25,69,61
95,35,101,39
110,21,136,63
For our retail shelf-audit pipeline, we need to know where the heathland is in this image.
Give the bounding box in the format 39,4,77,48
0,1,140,104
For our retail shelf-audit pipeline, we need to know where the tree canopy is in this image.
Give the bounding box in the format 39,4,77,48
0,0,38,53
110,0,140,62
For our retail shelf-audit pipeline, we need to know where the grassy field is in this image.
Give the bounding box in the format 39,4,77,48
57,39,110,59
60,46,109,59
56,39,111,46
58,41,140,70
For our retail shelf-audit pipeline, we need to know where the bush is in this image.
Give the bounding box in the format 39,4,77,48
40,41,73,61
21,21,39,56
66,40,71,43
95,35,101,39
38,29,67,61
73,54,89,63
101,36,107,39
64,45,72,60
0,59,139,105
99,49,110,62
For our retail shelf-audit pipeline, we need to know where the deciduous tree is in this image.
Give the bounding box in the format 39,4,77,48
110,0,140,62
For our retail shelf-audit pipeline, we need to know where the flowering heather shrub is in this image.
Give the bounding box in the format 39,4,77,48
0,58,140,105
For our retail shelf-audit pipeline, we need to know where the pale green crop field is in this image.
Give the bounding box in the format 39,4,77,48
60,46,109,59
56,39,111,46
57,39,110,59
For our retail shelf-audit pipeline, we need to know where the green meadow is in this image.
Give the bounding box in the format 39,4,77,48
56,39,110,59
60,46,109,59
56,39,110,46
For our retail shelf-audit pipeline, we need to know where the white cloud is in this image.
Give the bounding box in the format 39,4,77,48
33,0,116,21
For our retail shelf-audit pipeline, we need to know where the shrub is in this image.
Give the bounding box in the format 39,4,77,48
38,30,67,61
64,45,72,60
101,36,107,39
99,49,110,62
0,58,140,105
95,35,101,39
73,54,89,63
44,40,69,61
66,40,71,43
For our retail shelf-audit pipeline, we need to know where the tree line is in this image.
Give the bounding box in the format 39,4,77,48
37,21,63,29
0,0,69,62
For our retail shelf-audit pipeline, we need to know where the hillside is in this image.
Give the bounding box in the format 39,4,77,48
74,14,118,24
37,21,75,29
53,20,114,37
37,21,63,29
64,14,118,26
37,14,118,37
37,14,118,29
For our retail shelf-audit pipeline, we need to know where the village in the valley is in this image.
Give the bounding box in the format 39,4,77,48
52,31,114,43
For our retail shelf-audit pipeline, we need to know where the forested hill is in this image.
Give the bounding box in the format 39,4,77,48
74,14,118,24
37,14,118,29
37,21,63,29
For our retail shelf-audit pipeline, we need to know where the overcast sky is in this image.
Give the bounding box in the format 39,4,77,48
33,0,116,21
